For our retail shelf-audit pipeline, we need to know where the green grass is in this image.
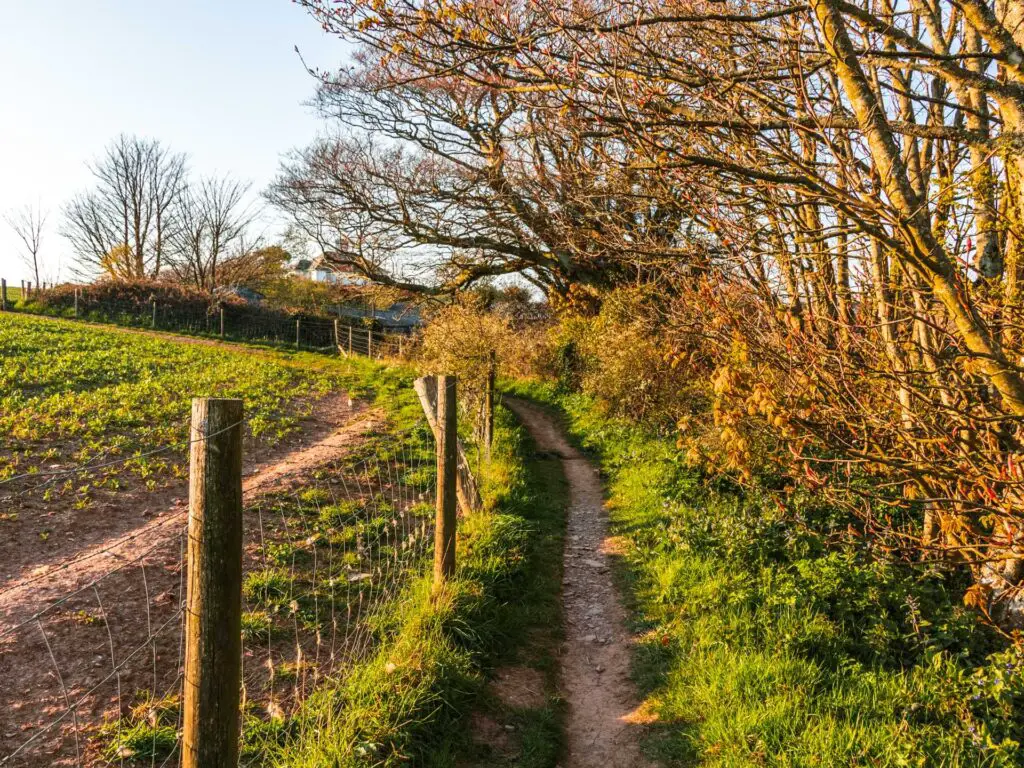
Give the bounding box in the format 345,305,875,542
0,311,416,494
3,310,570,765
507,379,1024,767
102,692,181,762
0,312,327,482
239,404,567,766
94,366,566,767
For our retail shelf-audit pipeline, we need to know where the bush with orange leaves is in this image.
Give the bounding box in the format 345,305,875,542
547,286,705,431
418,294,547,435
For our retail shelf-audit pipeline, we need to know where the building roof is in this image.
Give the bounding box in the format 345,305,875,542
337,302,422,329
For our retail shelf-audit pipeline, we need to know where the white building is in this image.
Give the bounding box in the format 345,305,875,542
292,255,370,286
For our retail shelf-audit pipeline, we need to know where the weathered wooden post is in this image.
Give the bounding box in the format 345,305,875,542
334,318,341,354
415,376,481,516
151,298,157,328
367,327,374,358
220,307,225,339
348,326,353,356
484,350,496,461
295,318,301,348
74,288,79,317
182,397,243,768
1,279,7,311
434,375,457,587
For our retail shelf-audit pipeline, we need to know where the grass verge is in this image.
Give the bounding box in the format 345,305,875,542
236,402,566,766
506,379,1024,768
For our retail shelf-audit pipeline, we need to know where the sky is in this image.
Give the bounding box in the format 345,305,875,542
0,1,348,282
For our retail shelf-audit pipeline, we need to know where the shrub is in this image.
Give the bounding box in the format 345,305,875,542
547,286,704,430
26,279,373,347
419,295,550,435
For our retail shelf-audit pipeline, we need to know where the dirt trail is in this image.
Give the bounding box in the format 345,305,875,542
506,399,653,768
0,395,377,629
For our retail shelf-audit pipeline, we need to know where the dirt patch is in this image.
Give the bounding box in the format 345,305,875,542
468,712,515,756
490,666,547,711
506,398,655,768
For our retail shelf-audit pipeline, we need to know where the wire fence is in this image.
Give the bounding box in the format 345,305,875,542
0,281,415,362
0,414,438,767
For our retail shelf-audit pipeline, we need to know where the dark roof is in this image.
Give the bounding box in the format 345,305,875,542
337,302,422,329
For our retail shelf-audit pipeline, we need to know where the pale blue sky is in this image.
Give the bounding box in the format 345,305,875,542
0,1,346,281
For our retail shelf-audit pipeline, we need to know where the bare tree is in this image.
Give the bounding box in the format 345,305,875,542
167,175,257,290
62,134,187,280
286,0,1024,613
4,203,47,287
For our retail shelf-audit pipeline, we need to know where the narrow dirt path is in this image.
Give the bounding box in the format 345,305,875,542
506,399,653,768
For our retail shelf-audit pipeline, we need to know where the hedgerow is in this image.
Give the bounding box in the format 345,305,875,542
508,379,1024,767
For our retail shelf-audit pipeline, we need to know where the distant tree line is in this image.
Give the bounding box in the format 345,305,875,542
55,134,281,291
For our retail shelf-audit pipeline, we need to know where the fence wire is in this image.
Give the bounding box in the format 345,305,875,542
0,419,437,767
1,285,415,363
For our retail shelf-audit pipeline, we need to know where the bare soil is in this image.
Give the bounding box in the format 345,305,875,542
0,392,380,767
506,399,654,768
489,666,547,711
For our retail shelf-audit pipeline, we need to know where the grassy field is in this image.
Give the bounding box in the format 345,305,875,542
509,380,1024,768
0,312,354,495
235,403,567,767
105,401,568,766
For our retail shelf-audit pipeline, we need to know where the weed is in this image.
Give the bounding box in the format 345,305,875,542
243,569,291,606
241,610,279,641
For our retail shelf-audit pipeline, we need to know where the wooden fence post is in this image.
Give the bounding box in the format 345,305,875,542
368,327,374,358
74,288,79,317
484,350,496,461
348,326,353,356
220,307,225,339
183,397,243,768
1,279,6,311
334,318,341,355
415,376,482,516
296,318,301,348
151,299,157,329
434,375,457,587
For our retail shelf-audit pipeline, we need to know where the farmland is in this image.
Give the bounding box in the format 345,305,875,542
1,312,341,477
0,311,563,767
0,312,355,575
0,313,424,765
